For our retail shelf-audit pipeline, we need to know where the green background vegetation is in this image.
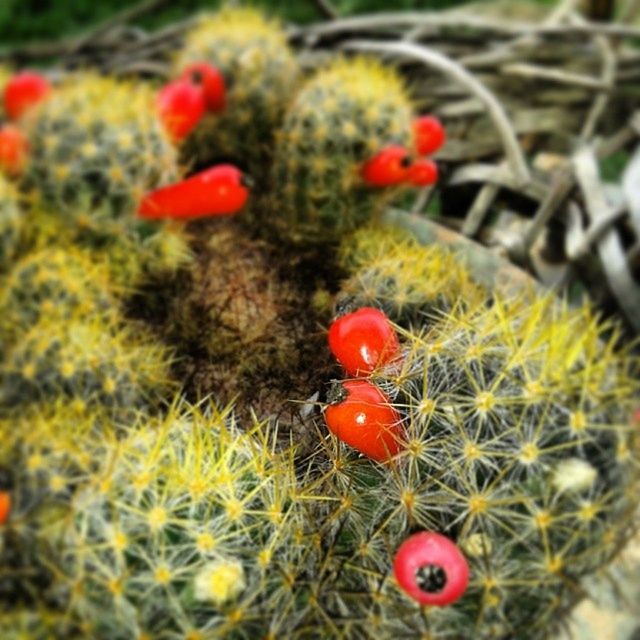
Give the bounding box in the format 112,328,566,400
0,0,549,47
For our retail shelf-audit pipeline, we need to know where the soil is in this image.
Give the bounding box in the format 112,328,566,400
126,217,344,444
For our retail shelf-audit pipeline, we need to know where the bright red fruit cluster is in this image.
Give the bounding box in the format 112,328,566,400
393,531,470,606
361,115,445,188
156,62,226,143
0,124,29,177
324,307,405,462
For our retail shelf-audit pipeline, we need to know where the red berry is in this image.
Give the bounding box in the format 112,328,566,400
361,144,411,187
328,307,401,377
413,116,446,156
156,80,206,142
138,164,250,220
0,490,11,525
407,158,438,187
325,379,404,462
394,531,469,606
0,124,29,177
181,62,226,112
3,71,52,120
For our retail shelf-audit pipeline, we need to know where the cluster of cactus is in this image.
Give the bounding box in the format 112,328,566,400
303,237,640,638
174,7,299,182
0,5,639,640
269,57,415,245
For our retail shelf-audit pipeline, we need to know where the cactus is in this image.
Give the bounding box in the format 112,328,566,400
0,173,21,271
305,290,640,639
57,401,305,639
175,7,299,182
0,608,80,639
269,57,415,245
21,73,178,218
337,224,486,324
0,247,115,350
0,66,11,119
21,204,192,291
0,401,115,617
0,316,174,414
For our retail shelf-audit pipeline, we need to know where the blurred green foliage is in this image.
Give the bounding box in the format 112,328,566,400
0,0,498,47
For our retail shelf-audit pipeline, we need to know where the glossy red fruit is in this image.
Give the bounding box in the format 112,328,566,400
3,71,52,121
181,62,226,112
0,124,29,177
0,490,11,525
361,144,411,187
394,531,470,606
413,115,446,156
325,379,404,462
329,307,400,377
408,158,438,187
138,164,250,220
156,79,206,142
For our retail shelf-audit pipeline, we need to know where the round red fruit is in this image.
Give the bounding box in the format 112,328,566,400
394,531,470,606
0,124,29,177
413,116,446,156
325,379,404,462
362,144,411,187
181,62,226,112
329,307,400,377
3,71,52,121
157,80,206,143
408,158,438,187
0,490,11,525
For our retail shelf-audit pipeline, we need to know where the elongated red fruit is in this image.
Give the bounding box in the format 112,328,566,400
408,158,438,187
157,79,206,142
362,145,411,187
325,379,404,462
328,307,401,377
0,490,11,525
0,124,29,177
181,62,226,112
3,71,52,120
138,165,250,220
413,116,446,156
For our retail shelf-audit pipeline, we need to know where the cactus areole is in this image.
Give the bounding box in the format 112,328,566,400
393,531,470,606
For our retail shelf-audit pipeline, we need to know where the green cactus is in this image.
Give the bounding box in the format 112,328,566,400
57,401,305,639
305,291,640,639
0,246,115,350
0,316,173,414
175,6,300,182
337,224,486,324
0,66,11,120
0,173,21,271
269,57,415,245
21,73,178,218
0,608,80,639
0,401,114,617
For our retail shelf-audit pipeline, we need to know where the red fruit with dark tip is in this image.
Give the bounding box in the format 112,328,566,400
3,71,52,120
394,531,470,606
413,115,446,156
0,490,11,525
408,158,438,187
138,164,250,220
181,62,226,112
0,124,29,177
328,307,401,377
325,379,404,462
156,79,206,142
361,144,411,187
